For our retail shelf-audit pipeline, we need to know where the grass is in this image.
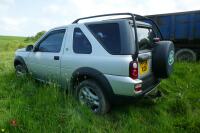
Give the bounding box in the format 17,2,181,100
0,36,28,52
0,36,200,133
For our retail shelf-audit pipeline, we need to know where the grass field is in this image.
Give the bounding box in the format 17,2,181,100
0,36,200,133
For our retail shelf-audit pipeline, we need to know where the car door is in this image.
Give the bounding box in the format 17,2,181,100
27,29,66,83
137,27,155,79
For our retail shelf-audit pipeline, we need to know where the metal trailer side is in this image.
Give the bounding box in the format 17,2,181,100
146,10,200,61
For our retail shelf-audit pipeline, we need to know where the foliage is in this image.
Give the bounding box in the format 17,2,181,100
24,31,46,43
0,36,200,133
0,36,27,52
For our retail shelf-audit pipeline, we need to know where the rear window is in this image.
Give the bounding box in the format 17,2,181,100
137,27,155,50
87,23,121,54
73,28,92,54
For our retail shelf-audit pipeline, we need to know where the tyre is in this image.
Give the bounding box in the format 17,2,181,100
152,41,175,79
175,49,197,62
76,80,110,114
15,64,27,77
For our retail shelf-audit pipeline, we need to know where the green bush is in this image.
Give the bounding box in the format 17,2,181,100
24,31,46,42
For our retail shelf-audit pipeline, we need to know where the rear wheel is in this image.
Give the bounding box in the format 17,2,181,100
175,49,197,62
76,80,110,114
15,64,27,77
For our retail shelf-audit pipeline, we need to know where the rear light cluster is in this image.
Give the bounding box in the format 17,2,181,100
129,61,138,79
129,61,142,93
134,84,142,93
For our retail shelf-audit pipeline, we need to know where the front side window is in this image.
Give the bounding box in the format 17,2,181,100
37,29,65,53
137,27,155,50
73,28,92,54
87,23,121,54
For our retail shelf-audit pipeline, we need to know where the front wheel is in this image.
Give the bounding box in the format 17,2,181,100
76,80,110,114
15,64,27,77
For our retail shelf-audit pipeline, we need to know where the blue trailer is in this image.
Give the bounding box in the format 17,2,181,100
146,10,200,61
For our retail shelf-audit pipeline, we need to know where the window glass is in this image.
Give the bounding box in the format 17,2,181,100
87,23,121,54
38,29,65,53
73,28,92,54
137,27,155,50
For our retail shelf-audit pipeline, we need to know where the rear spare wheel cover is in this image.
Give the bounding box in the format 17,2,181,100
168,50,174,66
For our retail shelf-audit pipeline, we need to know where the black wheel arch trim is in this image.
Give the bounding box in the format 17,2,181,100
14,56,28,72
70,67,114,101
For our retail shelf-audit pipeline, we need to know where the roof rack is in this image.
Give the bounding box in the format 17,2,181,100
72,13,135,24
72,13,162,38
72,13,139,60
73,13,155,25
72,13,163,60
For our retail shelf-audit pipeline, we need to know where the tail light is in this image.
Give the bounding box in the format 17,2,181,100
134,84,142,93
129,61,138,79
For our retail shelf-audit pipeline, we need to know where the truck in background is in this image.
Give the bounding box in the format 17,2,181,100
146,10,200,61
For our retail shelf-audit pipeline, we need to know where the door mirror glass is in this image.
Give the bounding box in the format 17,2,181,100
26,45,33,51
153,37,160,43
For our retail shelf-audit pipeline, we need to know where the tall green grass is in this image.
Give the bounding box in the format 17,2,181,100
0,36,199,132
0,36,27,52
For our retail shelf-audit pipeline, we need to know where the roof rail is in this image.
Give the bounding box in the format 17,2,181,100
72,13,162,39
72,13,139,61
72,13,163,60
72,13,136,24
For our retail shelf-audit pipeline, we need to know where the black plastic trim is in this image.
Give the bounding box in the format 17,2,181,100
14,56,28,72
70,67,114,101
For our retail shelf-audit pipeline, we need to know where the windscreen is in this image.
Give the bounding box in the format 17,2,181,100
135,16,163,39
137,27,155,50
144,20,162,39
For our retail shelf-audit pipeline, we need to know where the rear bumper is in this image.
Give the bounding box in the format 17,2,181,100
104,74,160,102
111,81,160,104
104,74,142,96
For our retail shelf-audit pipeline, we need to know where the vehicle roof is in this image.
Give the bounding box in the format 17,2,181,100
84,19,152,27
51,19,152,31
49,25,68,31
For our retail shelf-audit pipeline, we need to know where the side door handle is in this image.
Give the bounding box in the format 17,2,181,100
54,56,59,60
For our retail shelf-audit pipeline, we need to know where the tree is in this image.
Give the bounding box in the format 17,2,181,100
34,31,46,41
24,31,46,42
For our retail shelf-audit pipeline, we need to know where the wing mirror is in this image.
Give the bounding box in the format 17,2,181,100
26,45,33,51
153,37,160,43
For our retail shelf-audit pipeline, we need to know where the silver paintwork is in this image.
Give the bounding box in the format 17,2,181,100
15,21,154,96
105,74,142,96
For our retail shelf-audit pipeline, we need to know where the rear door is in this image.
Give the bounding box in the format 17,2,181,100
137,27,155,79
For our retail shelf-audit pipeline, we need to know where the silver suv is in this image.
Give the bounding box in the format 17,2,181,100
14,13,175,114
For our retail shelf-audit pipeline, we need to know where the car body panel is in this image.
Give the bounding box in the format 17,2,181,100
15,20,160,97
105,74,142,96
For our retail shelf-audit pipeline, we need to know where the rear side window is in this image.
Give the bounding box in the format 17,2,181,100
73,28,92,54
137,27,155,50
87,23,121,54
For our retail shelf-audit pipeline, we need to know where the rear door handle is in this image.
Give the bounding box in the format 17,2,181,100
54,56,59,60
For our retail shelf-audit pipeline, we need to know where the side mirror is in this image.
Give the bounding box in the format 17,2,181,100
153,37,160,43
26,45,33,51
